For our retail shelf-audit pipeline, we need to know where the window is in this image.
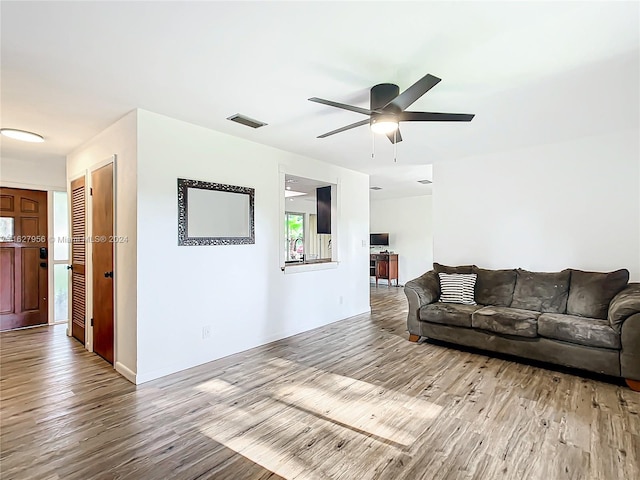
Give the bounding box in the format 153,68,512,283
52,191,69,322
285,212,304,261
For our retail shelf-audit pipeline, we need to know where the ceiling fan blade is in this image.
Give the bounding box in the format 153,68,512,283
309,97,373,116
400,111,475,122
384,74,441,111
317,119,370,138
386,129,402,144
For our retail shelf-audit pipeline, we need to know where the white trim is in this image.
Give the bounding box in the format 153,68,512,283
88,155,116,171
277,163,339,186
134,309,370,385
0,180,65,191
278,171,286,268
112,155,118,368
278,165,340,270
49,190,71,327
284,261,339,274
115,361,136,384
47,190,54,326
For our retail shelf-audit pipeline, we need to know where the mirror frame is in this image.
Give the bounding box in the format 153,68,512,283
177,178,255,246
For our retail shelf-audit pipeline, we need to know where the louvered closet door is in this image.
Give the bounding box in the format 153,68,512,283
70,177,86,344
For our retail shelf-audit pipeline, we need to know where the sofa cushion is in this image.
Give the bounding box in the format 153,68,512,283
472,267,517,307
510,269,571,314
420,303,482,328
433,263,475,274
438,273,477,305
567,268,629,320
538,313,620,349
471,306,540,338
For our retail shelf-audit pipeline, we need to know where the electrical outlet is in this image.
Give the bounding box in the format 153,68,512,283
361,239,366,247
202,325,211,340
339,295,344,305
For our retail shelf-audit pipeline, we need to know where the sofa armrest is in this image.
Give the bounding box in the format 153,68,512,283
404,271,440,336
609,283,640,333
620,313,640,381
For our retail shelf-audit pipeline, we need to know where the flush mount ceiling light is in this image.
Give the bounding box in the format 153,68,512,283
0,128,45,143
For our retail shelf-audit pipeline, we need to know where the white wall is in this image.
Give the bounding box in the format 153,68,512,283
433,129,640,281
67,111,138,381
0,156,66,189
135,110,370,383
370,195,433,285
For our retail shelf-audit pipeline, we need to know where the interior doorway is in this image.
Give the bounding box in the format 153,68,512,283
0,187,48,330
69,160,115,365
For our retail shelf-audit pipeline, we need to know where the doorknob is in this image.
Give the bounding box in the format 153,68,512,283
67,265,73,270
40,262,47,268
104,271,113,278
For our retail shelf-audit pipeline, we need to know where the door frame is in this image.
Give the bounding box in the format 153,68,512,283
67,155,118,364
0,181,66,328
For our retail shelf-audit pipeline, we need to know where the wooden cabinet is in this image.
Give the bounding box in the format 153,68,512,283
370,254,398,287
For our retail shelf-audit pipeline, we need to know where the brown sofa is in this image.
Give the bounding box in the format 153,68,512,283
404,263,640,390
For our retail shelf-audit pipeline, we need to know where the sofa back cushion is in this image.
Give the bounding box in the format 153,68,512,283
510,269,571,313
472,267,517,306
434,262,475,274
567,268,629,319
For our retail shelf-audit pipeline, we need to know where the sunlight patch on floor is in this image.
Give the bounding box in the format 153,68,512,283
194,357,442,478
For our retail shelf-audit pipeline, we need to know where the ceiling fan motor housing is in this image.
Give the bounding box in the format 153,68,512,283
370,84,400,127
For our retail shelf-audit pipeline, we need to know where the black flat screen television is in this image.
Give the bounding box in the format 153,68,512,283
370,233,389,246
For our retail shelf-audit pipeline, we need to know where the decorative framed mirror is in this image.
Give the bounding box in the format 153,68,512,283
177,178,255,246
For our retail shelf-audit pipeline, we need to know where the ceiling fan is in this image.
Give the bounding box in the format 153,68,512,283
309,74,474,144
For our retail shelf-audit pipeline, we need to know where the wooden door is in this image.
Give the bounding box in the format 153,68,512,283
0,188,48,330
92,164,114,364
70,177,87,344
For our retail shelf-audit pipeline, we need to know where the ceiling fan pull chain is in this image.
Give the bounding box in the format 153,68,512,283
394,131,397,163
371,132,375,158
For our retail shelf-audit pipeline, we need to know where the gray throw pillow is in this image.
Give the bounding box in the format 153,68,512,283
511,269,571,313
472,267,517,306
433,262,475,274
567,268,629,319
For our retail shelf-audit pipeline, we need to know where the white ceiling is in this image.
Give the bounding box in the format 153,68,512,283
1,2,638,199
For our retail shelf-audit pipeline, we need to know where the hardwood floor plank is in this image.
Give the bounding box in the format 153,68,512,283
1,286,639,479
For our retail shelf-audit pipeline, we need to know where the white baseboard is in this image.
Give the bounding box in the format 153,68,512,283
115,361,137,384
134,308,372,385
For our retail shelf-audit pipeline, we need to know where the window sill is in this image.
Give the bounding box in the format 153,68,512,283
283,261,338,274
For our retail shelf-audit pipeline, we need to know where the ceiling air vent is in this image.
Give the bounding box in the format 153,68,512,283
226,114,268,129
417,179,432,184
370,186,383,190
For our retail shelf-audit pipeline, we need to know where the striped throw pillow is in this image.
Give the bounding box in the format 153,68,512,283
438,273,477,305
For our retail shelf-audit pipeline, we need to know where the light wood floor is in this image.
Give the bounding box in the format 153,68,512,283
1,286,639,480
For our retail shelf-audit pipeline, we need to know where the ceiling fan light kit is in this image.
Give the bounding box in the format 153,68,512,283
309,74,474,145
370,115,399,134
